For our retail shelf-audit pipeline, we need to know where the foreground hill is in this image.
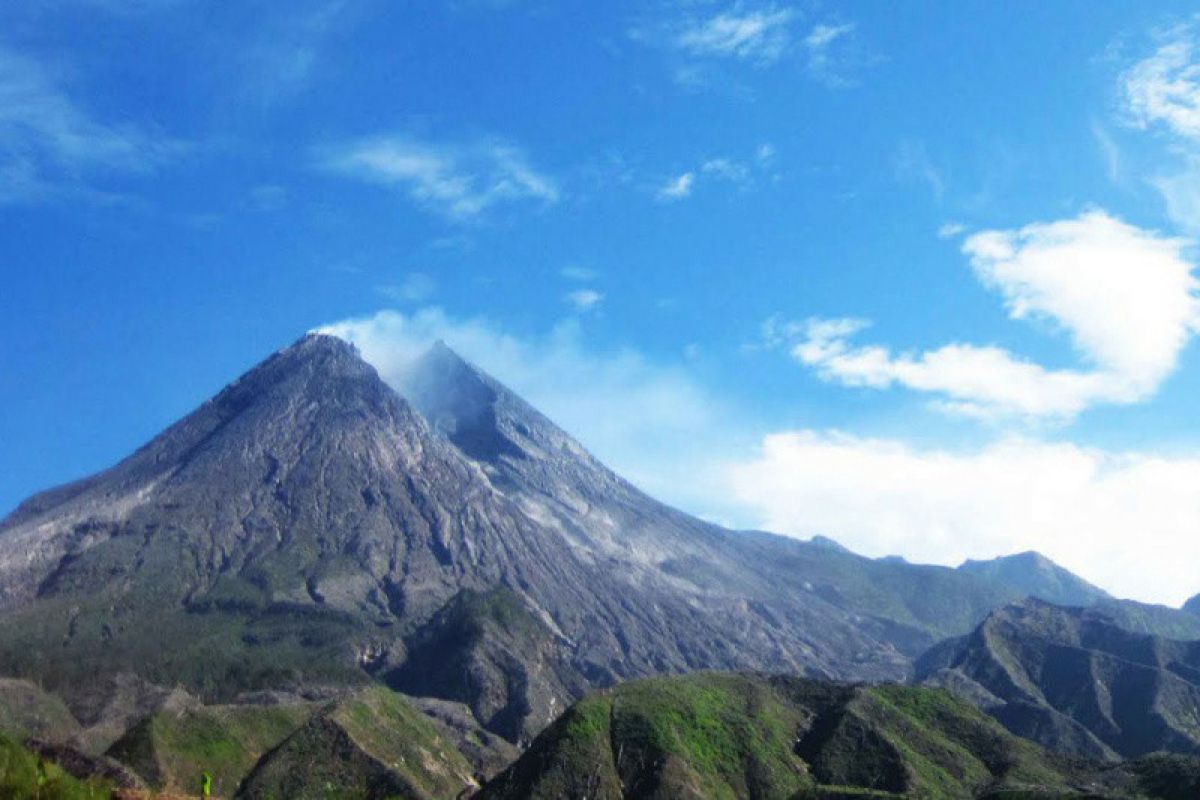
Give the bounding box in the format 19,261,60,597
5,674,1200,799
476,671,1199,799
0,682,484,799
1,332,1192,748
917,599,1200,761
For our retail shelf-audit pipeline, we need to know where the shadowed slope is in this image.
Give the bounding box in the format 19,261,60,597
917,599,1200,760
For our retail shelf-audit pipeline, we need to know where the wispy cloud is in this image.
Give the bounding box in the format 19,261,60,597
673,7,796,64
655,143,777,202
1120,20,1200,232
321,134,559,221
893,139,945,201
632,5,865,90
377,272,436,303
656,171,695,201
560,265,598,281
937,222,966,239
775,210,1199,419
564,288,604,311
239,0,354,100
0,45,183,203
802,22,857,86
700,157,751,183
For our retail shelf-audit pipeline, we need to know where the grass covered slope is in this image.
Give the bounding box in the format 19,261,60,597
0,733,112,799
477,672,1200,799
237,685,476,800
105,699,315,796
0,678,81,743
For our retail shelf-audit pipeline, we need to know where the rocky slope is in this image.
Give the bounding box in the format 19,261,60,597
0,332,1183,749
916,599,1200,761
0,334,900,738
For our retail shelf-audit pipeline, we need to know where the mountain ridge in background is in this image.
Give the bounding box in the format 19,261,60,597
917,598,1200,761
958,551,1111,608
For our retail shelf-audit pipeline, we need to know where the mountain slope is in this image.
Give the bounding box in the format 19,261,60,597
0,332,1146,747
958,552,1110,607
916,599,1200,760
0,334,596,707
399,342,1041,650
476,671,1186,799
0,334,911,739
236,685,476,800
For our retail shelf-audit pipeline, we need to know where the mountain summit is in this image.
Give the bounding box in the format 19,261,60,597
0,333,1145,742
957,551,1110,608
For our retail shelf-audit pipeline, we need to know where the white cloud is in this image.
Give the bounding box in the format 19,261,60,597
937,222,965,239
785,210,1199,419
316,308,739,514
657,171,694,201
1123,26,1200,141
321,134,559,220
965,211,1197,382
0,45,182,202
564,289,604,311
728,431,1200,606
674,7,795,63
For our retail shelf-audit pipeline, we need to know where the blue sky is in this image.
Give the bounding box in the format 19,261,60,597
5,1,1200,603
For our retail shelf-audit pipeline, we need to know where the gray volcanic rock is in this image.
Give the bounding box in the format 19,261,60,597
0,335,603,710
399,342,1030,652
0,332,1139,746
916,598,1200,760
0,334,907,742
384,587,586,745
958,551,1110,607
